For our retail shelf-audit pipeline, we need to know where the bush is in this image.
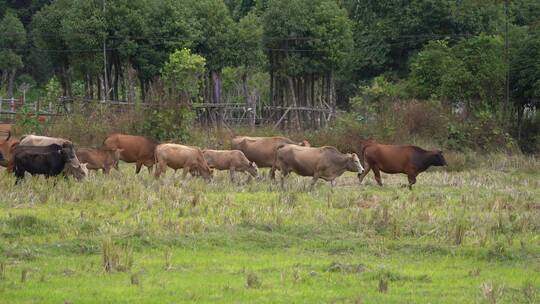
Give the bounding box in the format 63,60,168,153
137,105,194,142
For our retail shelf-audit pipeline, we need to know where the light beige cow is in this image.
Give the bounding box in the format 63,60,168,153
273,144,364,189
154,144,213,180
202,149,258,182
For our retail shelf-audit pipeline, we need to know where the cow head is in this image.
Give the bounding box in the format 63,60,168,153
431,150,447,167
0,131,18,167
346,153,364,175
199,164,213,181
64,162,88,181
247,161,258,178
61,143,81,165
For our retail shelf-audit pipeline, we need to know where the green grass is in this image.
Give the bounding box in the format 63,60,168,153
0,157,539,303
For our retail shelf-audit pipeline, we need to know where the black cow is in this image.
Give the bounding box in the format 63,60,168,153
13,143,86,184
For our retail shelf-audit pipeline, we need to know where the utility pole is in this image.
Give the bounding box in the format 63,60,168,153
103,0,108,102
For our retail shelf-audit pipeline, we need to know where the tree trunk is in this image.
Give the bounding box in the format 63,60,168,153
288,77,301,131
329,71,336,124
127,64,137,104
211,70,222,128
7,68,16,98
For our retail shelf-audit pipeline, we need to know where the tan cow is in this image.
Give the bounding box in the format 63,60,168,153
76,147,122,174
231,136,310,179
20,134,73,146
273,144,364,189
0,131,19,170
202,149,258,182
103,134,159,174
154,143,213,180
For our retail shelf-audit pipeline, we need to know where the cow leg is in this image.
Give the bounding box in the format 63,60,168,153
357,162,371,185
182,167,189,179
15,173,24,185
146,164,153,174
135,162,143,174
155,162,166,179
280,171,289,190
229,168,235,183
407,174,417,190
372,167,383,186
270,165,277,180
309,174,319,191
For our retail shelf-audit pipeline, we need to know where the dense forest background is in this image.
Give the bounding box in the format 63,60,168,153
0,0,539,152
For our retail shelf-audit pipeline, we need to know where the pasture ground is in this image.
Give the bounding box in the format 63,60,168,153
0,155,539,303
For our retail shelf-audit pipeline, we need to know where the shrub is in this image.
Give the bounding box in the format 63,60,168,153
137,105,194,142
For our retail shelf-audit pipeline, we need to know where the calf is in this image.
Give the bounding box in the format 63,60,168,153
76,147,122,174
154,144,213,181
274,144,364,190
13,144,88,184
356,141,447,189
202,149,258,182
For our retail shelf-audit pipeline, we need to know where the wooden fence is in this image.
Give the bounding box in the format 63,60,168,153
0,97,339,129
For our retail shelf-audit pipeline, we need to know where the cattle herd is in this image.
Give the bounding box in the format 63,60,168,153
0,129,448,189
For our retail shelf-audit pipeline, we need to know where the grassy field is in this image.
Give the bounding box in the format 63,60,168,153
0,155,539,303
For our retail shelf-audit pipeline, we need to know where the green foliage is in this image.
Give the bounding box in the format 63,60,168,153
14,105,43,135
408,35,505,109
190,0,237,72
234,12,264,69
161,48,206,101
0,11,26,75
44,77,62,104
511,25,540,111
263,0,353,76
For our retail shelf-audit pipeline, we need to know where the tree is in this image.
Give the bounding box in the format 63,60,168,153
189,0,237,126
233,12,264,127
32,0,75,97
263,0,352,128
511,25,540,142
0,12,27,97
161,48,206,103
408,35,505,111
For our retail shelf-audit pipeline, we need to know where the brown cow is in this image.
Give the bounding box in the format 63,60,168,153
231,136,310,179
154,143,213,180
0,131,19,170
103,134,159,174
274,144,364,190
357,141,447,189
202,149,258,182
76,147,122,174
